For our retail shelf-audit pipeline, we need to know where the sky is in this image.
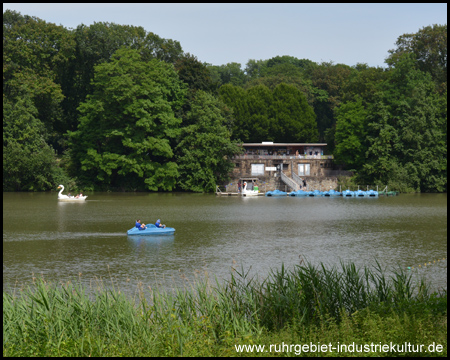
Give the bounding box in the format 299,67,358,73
3,3,447,69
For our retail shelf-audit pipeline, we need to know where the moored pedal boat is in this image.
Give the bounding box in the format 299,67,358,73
265,189,287,197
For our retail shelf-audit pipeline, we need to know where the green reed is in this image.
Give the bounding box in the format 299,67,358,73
3,260,447,357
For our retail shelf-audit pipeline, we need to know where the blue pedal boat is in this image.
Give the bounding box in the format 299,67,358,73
323,189,342,197
127,224,175,235
307,190,323,197
266,189,287,197
289,190,308,196
366,189,379,197
355,190,367,197
342,190,355,197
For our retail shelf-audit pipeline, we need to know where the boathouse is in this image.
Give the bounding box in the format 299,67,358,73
224,142,350,193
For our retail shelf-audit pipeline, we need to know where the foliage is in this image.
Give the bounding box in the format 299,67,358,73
68,48,187,191
271,83,319,142
2,10,447,193
3,95,68,191
175,53,218,94
386,24,447,91
175,91,242,192
333,97,368,169
3,10,73,153
3,261,446,357
362,54,447,192
219,83,318,143
208,62,247,87
311,62,355,141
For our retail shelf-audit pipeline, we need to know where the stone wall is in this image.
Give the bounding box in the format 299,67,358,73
224,158,341,192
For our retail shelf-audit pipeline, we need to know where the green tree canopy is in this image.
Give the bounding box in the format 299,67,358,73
175,91,242,192
208,62,247,87
333,97,368,170
3,10,74,152
311,62,355,141
386,24,447,91
3,95,65,191
362,54,446,192
219,83,318,143
68,48,187,191
271,83,319,142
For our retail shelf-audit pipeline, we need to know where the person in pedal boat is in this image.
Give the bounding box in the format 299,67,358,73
155,219,166,228
135,219,146,230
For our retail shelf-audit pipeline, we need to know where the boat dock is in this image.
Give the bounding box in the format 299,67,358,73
215,191,265,196
215,186,397,197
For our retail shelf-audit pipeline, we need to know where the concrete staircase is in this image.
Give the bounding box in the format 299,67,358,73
280,171,299,191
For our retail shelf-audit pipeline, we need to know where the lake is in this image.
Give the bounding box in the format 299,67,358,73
3,192,447,295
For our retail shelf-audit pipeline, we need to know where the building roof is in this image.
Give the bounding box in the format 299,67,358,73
242,142,327,147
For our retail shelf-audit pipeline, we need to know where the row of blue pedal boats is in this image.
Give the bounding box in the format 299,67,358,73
265,189,379,197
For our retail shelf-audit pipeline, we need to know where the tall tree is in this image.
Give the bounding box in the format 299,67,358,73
3,10,74,153
176,91,242,192
208,62,247,87
65,22,184,136
68,48,187,191
174,53,216,94
244,85,275,142
220,83,319,143
3,95,66,191
174,53,219,120
218,84,248,141
362,54,446,192
311,62,355,141
333,97,368,170
386,24,447,91
271,83,319,142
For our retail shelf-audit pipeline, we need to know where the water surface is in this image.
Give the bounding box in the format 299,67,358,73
3,192,447,294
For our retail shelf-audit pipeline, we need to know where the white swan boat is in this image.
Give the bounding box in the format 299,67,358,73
241,182,259,196
57,185,87,201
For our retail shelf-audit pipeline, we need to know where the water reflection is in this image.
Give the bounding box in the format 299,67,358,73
127,235,175,249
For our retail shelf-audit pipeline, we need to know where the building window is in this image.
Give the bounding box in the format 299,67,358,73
251,164,264,176
298,163,310,176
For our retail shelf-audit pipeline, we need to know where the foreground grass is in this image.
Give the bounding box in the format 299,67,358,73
3,261,447,357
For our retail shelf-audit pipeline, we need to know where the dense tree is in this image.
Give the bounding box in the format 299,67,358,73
3,95,67,191
333,97,368,170
174,53,219,121
219,83,318,143
68,48,187,191
3,10,74,152
174,53,217,94
3,10,446,193
65,23,184,136
208,62,247,87
218,84,248,141
175,91,242,192
341,64,388,105
311,62,355,141
386,24,447,91
271,83,319,142
244,85,275,142
245,59,268,80
362,54,446,192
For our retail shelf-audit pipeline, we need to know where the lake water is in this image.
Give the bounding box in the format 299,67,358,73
3,192,447,295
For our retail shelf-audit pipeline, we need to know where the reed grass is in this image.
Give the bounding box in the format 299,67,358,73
3,260,447,357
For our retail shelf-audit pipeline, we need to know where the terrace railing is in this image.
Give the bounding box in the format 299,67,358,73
232,154,333,160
